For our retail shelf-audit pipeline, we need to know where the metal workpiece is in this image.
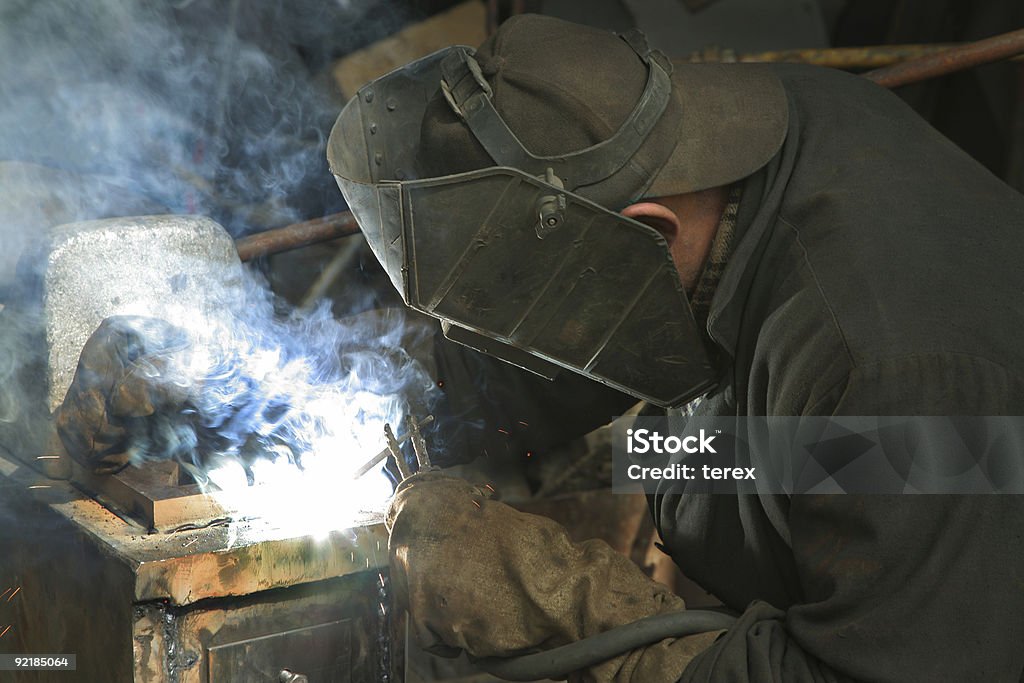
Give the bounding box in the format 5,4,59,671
0,451,388,606
0,161,166,293
40,215,245,412
0,450,400,682
69,459,228,532
131,571,394,683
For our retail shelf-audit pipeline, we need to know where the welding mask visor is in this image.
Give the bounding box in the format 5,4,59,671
327,47,716,408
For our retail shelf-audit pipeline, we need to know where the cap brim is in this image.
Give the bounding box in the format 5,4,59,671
645,61,790,197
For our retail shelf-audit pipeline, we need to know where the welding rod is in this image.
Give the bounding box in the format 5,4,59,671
352,415,435,479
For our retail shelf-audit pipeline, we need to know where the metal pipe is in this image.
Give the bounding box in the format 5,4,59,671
864,28,1024,88
234,211,360,261
690,40,1024,71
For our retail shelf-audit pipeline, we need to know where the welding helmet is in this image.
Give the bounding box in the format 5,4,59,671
327,15,787,407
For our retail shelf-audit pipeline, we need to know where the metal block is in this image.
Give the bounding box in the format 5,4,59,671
0,450,400,682
70,460,228,532
0,161,163,293
42,214,244,411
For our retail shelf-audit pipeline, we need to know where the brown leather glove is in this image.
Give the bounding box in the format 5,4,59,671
55,316,194,474
385,472,721,682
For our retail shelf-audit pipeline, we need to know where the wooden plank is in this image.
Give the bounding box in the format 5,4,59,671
332,1,487,98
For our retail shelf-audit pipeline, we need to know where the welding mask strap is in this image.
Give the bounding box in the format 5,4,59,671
439,32,672,190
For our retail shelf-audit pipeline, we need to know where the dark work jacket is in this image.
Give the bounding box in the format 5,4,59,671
429,64,1024,682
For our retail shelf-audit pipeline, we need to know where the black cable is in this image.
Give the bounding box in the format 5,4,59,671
472,609,736,681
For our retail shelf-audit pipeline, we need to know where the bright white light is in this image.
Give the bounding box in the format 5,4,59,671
122,271,436,539
203,391,398,539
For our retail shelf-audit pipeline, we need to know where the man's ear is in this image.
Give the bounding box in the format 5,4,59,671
621,202,681,246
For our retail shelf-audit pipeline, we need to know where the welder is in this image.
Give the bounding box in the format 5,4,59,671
57,13,1024,682
325,14,1024,683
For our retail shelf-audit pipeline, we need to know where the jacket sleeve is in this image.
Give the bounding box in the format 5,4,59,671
681,353,1024,682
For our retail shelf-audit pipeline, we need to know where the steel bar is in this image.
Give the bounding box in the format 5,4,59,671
235,211,360,261
688,39,1024,72
299,235,363,309
864,28,1024,88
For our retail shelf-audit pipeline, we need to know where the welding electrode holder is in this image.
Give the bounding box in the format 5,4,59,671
384,414,436,483
352,415,435,479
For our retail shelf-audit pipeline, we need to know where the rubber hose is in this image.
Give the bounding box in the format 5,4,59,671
473,609,736,681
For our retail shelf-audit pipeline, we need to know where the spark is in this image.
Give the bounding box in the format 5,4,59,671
518,420,529,427
27,485,51,490
472,500,481,509
526,451,533,458
484,483,495,493
182,537,198,548
5,587,19,602
0,588,10,600
35,455,61,460
497,428,510,435
0,626,10,640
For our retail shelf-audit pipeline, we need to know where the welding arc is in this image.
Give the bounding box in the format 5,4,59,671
352,415,435,479
474,609,737,681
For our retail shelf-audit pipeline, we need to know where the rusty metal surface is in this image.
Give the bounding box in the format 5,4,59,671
0,451,389,607
865,28,1024,88
2,450,399,683
70,460,227,532
133,571,401,683
235,212,360,262
687,41,1024,70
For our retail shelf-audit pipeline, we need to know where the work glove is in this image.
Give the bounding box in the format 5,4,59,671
55,315,194,474
385,472,722,682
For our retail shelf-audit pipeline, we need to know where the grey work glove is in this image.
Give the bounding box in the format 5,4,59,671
55,315,194,474
385,472,721,682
